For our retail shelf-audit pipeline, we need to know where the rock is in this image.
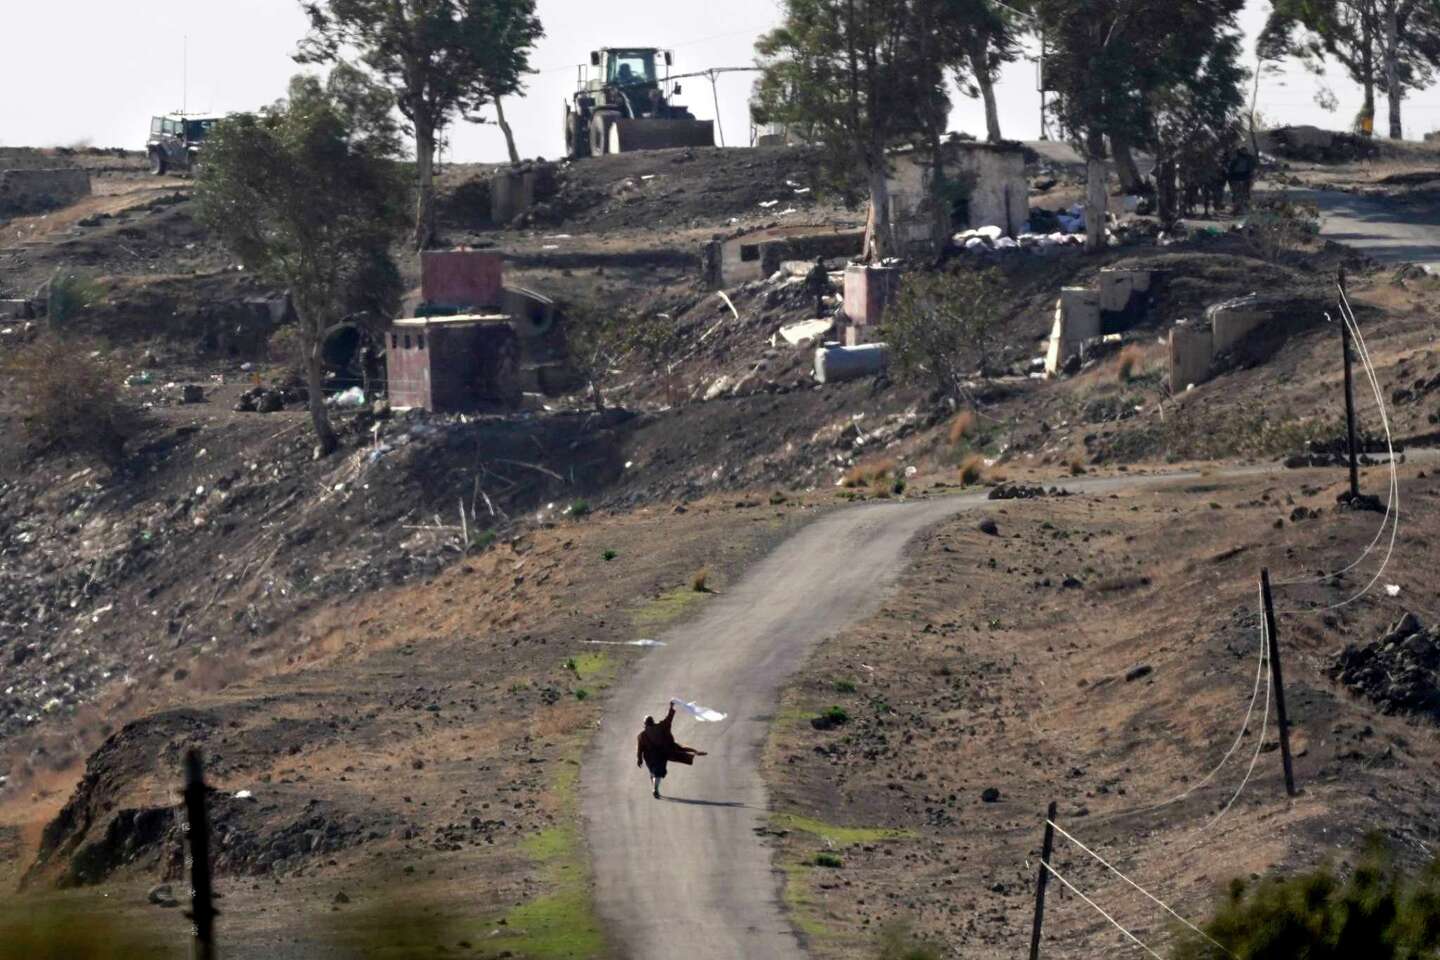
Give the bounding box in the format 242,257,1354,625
1061,576,1084,589
980,787,1001,803
1125,664,1154,682
148,883,179,908
180,384,205,404
977,518,999,536
334,891,350,904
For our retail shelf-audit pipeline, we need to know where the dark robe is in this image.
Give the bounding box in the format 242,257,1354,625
636,705,701,778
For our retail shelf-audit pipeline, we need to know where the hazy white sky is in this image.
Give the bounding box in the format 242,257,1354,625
2,1,1437,161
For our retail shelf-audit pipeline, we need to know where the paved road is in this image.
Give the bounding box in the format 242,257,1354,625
580,468,1293,960
1297,186,1440,270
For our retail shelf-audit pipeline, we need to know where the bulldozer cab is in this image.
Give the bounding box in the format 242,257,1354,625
567,47,711,160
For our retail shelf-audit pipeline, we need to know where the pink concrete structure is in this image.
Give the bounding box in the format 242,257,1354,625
420,250,504,309
843,264,901,329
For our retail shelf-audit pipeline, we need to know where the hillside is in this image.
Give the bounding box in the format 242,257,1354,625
2,135,1440,958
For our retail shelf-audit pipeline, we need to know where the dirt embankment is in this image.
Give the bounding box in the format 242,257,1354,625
763,463,1440,958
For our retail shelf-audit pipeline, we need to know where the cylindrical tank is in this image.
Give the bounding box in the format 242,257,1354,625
814,342,888,384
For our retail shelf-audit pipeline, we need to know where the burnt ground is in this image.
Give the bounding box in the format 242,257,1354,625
1,133,1440,957
762,462,1440,959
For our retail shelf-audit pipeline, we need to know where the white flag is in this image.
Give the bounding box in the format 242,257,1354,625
671,698,728,722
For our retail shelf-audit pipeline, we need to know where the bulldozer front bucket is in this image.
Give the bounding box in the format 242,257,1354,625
609,118,715,153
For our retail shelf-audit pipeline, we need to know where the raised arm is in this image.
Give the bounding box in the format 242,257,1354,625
658,703,677,731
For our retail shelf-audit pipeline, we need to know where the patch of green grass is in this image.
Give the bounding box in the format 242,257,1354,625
814,852,844,868
833,679,857,694
573,688,590,701
631,585,709,630
774,813,916,847
779,860,836,940
564,651,610,681
499,758,602,958
600,549,617,561
0,897,180,959
569,499,591,518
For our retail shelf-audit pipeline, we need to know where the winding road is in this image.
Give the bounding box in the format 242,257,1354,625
579,172,1440,960
581,472,1255,959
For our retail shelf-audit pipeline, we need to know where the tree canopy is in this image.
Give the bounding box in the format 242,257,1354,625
297,0,543,248
195,71,409,455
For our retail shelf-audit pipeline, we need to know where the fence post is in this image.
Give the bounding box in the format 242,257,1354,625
1028,800,1059,960
183,748,217,960
1337,266,1362,502
1260,570,1297,797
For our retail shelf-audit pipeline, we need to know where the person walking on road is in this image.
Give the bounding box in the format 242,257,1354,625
637,701,707,799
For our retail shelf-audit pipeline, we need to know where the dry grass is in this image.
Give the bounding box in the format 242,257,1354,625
947,411,976,446
0,335,146,465
957,454,984,486
691,567,710,593
842,458,898,489
1117,344,1146,382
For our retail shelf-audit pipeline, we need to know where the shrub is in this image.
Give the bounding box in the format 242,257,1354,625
876,920,944,960
948,410,976,446
891,477,907,496
769,490,788,505
267,324,307,378
0,336,145,466
1117,344,1146,382
821,705,849,725
45,271,102,330
1174,837,1440,960
1246,195,1321,263
574,688,590,701
881,268,1008,398
570,499,592,518
958,454,984,486
833,679,857,694
843,458,898,488
691,567,710,592
601,549,617,561
814,852,843,868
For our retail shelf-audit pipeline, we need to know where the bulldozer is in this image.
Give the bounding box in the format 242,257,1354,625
564,48,715,160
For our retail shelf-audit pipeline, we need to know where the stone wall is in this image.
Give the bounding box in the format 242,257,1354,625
0,168,91,215
887,142,1028,258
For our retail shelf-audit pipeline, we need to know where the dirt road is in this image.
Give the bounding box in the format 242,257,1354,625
580,466,1304,959
1298,187,1440,270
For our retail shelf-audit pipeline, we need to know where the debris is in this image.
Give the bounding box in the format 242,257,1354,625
774,318,834,348
977,518,999,536
327,387,366,408
1330,613,1440,721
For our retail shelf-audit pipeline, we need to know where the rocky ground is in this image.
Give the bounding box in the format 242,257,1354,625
2,133,1440,958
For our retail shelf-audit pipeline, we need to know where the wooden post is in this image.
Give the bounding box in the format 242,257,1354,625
183,749,217,960
1028,800,1059,960
1260,570,1297,797
1339,268,1361,502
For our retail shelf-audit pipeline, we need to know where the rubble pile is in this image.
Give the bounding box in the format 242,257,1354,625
1329,613,1440,720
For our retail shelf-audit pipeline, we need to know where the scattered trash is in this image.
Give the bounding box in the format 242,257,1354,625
758,199,780,209
234,789,254,800
125,371,154,386
327,387,366,408
1386,584,1402,597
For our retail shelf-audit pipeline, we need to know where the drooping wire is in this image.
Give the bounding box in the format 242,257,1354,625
1273,285,1399,588
1277,291,1401,613
1046,820,1236,958
1038,861,1167,960
1200,601,1273,832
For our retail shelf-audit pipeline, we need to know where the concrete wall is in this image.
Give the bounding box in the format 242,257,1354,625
1044,287,1102,375
1208,297,1275,357
491,169,535,225
888,142,1028,258
706,226,864,288
0,168,91,214
843,264,900,331
1169,323,1215,390
421,250,504,309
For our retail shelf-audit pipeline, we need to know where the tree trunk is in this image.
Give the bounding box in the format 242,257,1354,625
414,123,437,250
1111,134,1145,194
927,123,951,257
1385,0,1403,138
1084,128,1108,253
863,156,894,261
494,98,522,164
301,315,338,457
1362,16,1377,136
969,46,1002,143
1157,158,1179,227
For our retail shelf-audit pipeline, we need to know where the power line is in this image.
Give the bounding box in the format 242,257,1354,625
1038,861,1166,960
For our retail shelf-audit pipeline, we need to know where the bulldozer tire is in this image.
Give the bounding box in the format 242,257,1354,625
565,109,590,160
590,111,619,156
149,149,167,176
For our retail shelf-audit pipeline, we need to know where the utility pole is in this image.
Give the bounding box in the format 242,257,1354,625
183,749,217,960
1028,800,1058,960
1338,267,1361,502
709,70,725,147
1037,26,1049,141
1260,570,1297,798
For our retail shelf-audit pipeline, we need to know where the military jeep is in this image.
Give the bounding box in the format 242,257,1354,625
147,114,220,175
